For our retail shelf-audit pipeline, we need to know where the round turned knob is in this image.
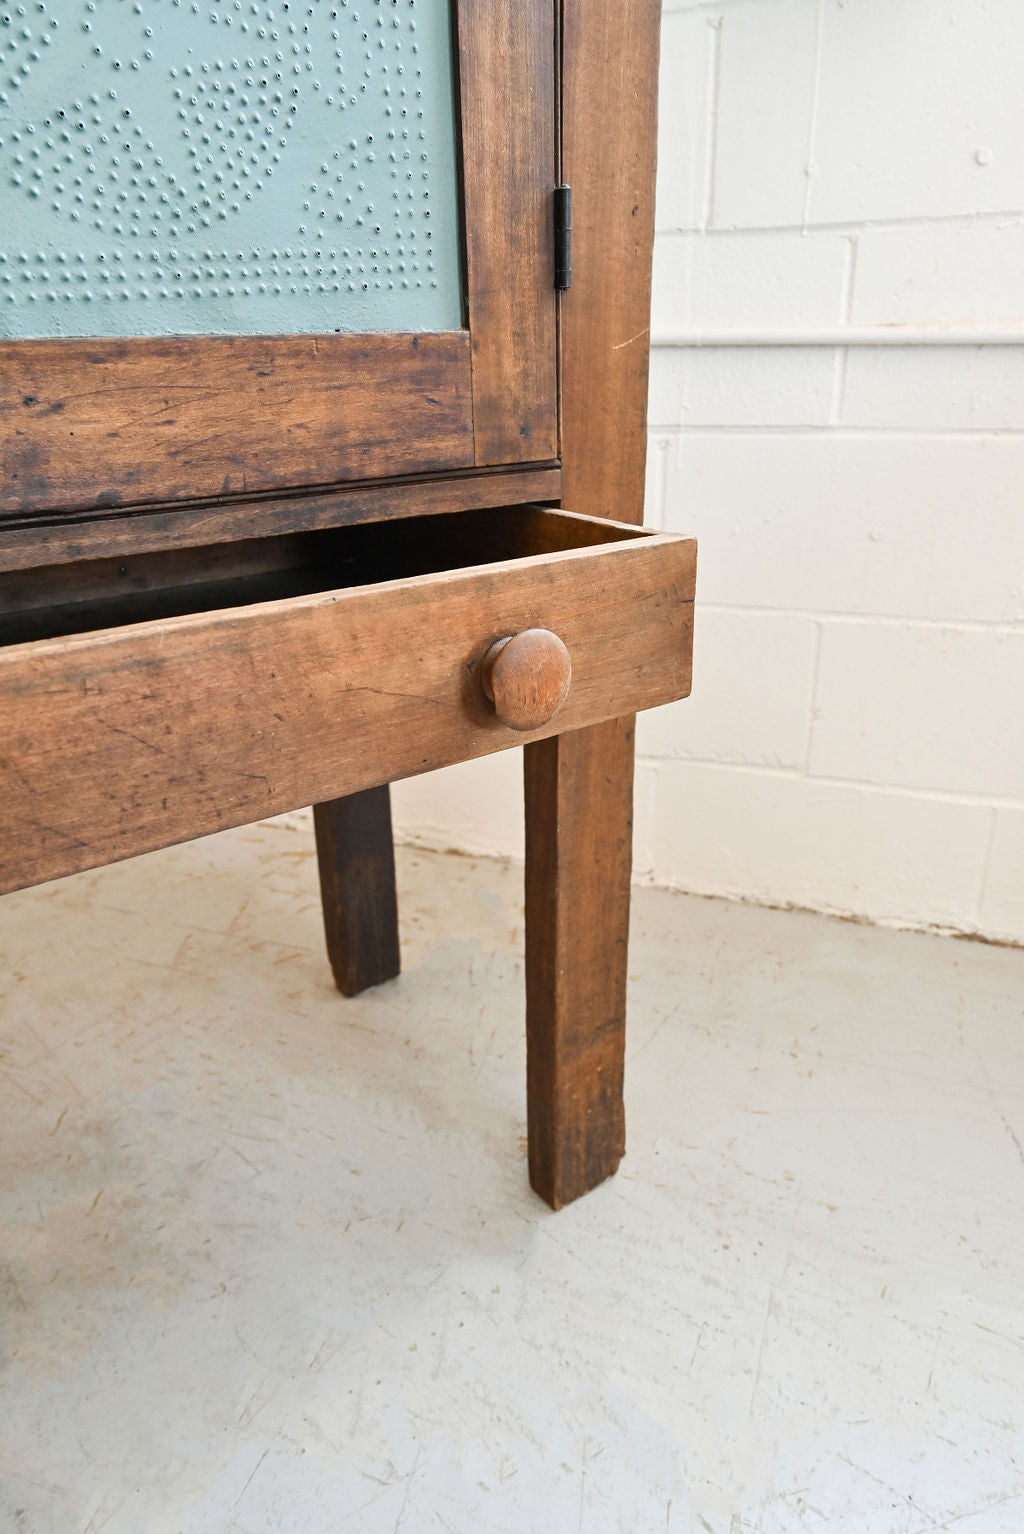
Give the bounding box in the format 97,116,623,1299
481,628,572,731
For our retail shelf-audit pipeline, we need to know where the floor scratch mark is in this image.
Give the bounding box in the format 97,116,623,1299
227,1447,270,1516
996,1104,1024,1169
393,1445,422,1533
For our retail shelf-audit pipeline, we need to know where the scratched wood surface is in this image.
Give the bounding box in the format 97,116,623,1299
0,332,475,519
0,518,695,892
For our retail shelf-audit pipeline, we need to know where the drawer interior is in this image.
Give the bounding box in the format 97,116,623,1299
0,504,646,648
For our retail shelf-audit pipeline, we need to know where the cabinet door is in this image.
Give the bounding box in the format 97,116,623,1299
0,0,556,519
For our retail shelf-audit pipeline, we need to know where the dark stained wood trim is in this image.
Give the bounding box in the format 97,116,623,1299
0,331,475,519
314,790,401,997
457,0,558,465
0,465,562,572
559,0,662,524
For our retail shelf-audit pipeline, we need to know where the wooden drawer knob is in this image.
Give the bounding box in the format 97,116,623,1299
481,628,572,731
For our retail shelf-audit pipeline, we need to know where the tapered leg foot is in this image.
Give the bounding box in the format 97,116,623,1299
523,716,635,1208
313,787,400,997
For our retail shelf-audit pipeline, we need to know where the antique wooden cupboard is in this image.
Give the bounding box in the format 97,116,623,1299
0,0,694,1208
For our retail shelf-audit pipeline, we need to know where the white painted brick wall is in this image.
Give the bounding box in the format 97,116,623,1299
394,0,1024,944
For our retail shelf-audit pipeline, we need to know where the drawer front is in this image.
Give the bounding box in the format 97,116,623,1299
0,516,695,892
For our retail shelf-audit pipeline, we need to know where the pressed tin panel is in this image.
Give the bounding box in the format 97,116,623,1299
0,0,463,338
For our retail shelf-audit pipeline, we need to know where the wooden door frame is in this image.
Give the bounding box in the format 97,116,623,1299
559,0,661,528
0,0,558,523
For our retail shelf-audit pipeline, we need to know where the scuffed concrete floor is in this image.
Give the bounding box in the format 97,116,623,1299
1,813,1023,1534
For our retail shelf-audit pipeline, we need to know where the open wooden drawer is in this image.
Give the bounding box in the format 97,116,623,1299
0,505,696,894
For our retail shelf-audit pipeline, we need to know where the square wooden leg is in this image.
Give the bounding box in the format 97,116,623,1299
523,716,635,1208
313,787,400,997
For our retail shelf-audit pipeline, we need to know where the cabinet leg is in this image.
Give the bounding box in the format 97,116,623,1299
313,787,400,997
523,716,635,1209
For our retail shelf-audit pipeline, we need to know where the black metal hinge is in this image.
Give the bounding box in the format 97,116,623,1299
554,184,572,290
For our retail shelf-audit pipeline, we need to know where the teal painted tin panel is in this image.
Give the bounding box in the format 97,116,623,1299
0,0,463,338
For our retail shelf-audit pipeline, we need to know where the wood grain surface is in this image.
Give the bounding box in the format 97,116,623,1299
481,628,572,731
560,0,663,523
457,0,558,464
314,789,401,997
524,716,635,1207
0,466,563,573
0,332,475,518
522,0,667,1207
0,519,695,892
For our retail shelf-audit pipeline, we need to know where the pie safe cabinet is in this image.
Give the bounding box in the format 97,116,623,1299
0,0,695,1209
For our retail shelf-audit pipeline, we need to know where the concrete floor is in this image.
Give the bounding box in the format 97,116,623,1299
1,815,1023,1534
